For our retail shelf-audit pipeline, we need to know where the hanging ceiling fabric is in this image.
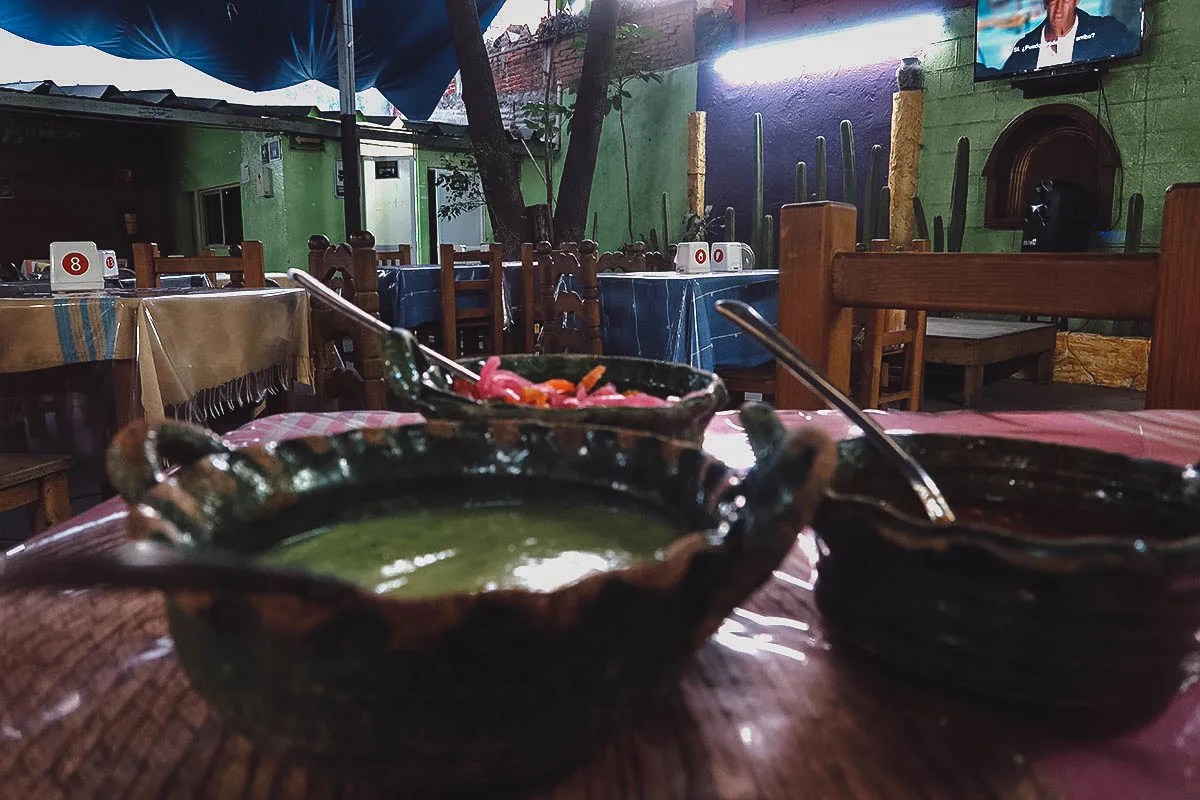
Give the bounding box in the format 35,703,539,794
0,0,506,120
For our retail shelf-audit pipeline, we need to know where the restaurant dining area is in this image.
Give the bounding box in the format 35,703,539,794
1,0,1199,797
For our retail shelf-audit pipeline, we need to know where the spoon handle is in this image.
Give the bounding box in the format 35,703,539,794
715,300,956,525
287,268,482,384
0,540,359,597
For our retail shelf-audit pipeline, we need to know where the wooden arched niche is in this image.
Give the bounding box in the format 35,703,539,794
982,104,1120,230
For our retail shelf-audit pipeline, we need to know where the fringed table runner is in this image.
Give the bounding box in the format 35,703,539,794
0,288,311,422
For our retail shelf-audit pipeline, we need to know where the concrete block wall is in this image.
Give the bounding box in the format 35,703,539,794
919,0,1200,254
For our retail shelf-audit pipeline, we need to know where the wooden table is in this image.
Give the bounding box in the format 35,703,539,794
0,284,310,425
925,318,1059,407
0,453,71,533
1,409,1197,798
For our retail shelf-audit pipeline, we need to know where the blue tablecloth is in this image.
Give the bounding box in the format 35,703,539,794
376,265,521,328
597,271,780,371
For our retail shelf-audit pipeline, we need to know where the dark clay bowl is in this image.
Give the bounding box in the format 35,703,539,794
812,434,1200,716
105,406,833,791
382,329,727,443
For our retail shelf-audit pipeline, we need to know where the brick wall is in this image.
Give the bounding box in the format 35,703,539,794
468,1,697,100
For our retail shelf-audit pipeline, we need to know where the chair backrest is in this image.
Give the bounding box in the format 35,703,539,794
856,238,929,411
536,240,602,355
777,184,1200,410
376,245,412,267
132,242,265,289
307,232,387,411
439,243,504,359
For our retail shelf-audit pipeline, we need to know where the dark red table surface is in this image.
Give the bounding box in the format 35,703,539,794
3,409,1198,799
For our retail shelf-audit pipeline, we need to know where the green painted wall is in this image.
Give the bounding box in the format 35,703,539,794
412,147,484,263
170,127,345,272
517,63,699,252
589,64,697,250
282,138,344,269
168,127,242,256
920,1,1200,255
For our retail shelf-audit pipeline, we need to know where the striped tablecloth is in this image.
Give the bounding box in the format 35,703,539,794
597,271,779,371
0,286,311,420
2,408,1197,799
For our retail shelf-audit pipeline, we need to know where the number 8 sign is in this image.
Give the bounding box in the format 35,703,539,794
62,252,89,276
50,241,104,291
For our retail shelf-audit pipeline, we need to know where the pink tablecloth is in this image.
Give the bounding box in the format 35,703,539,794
3,408,1198,799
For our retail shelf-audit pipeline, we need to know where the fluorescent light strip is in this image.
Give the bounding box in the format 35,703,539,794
713,13,946,84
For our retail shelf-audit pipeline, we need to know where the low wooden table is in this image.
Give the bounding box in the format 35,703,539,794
925,318,1058,407
0,453,71,533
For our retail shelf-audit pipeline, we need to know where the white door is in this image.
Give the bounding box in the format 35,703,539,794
364,156,417,252
432,168,486,250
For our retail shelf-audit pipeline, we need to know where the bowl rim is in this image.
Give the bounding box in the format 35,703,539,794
818,433,1200,573
436,353,728,412
129,417,748,606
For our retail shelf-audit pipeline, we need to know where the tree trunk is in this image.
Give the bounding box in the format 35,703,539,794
444,0,529,257
553,0,620,244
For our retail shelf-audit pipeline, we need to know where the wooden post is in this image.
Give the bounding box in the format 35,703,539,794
889,88,925,248
1147,183,1200,408
776,202,857,410
687,112,707,217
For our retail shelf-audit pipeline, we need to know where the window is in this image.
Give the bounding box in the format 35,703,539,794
198,185,244,248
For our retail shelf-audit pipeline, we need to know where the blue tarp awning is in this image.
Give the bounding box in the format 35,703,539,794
0,0,506,121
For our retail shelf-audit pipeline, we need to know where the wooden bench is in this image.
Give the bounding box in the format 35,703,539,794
925,318,1058,407
1,454,71,534
774,183,1200,410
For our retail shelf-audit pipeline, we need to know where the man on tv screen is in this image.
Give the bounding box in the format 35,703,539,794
1001,0,1139,74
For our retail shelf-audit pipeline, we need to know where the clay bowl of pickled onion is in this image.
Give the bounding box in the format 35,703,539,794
382,328,728,443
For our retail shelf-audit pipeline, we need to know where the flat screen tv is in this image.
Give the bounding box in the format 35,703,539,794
974,0,1145,82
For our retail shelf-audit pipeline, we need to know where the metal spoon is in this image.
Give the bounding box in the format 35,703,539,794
715,299,957,525
0,539,361,597
287,268,481,384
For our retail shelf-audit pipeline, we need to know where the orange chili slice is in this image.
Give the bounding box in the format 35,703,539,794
453,378,479,399
543,379,576,393
579,365,607,393
520,386,551,407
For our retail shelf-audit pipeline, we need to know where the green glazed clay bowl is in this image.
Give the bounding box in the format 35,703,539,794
382,329,728,443
812,434,1200,718
105,406,833,791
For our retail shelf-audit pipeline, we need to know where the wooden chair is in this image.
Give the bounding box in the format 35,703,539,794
0,454,71,534
132,242,265,289
855,239,929,411
307,232,387,411
440,243,504,359
535,240,602,355
775,184,1200,410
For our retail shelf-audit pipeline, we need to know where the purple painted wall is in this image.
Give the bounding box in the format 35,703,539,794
698,59,900,248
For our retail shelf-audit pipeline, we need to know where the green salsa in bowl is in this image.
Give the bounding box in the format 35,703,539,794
104,407,834,792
